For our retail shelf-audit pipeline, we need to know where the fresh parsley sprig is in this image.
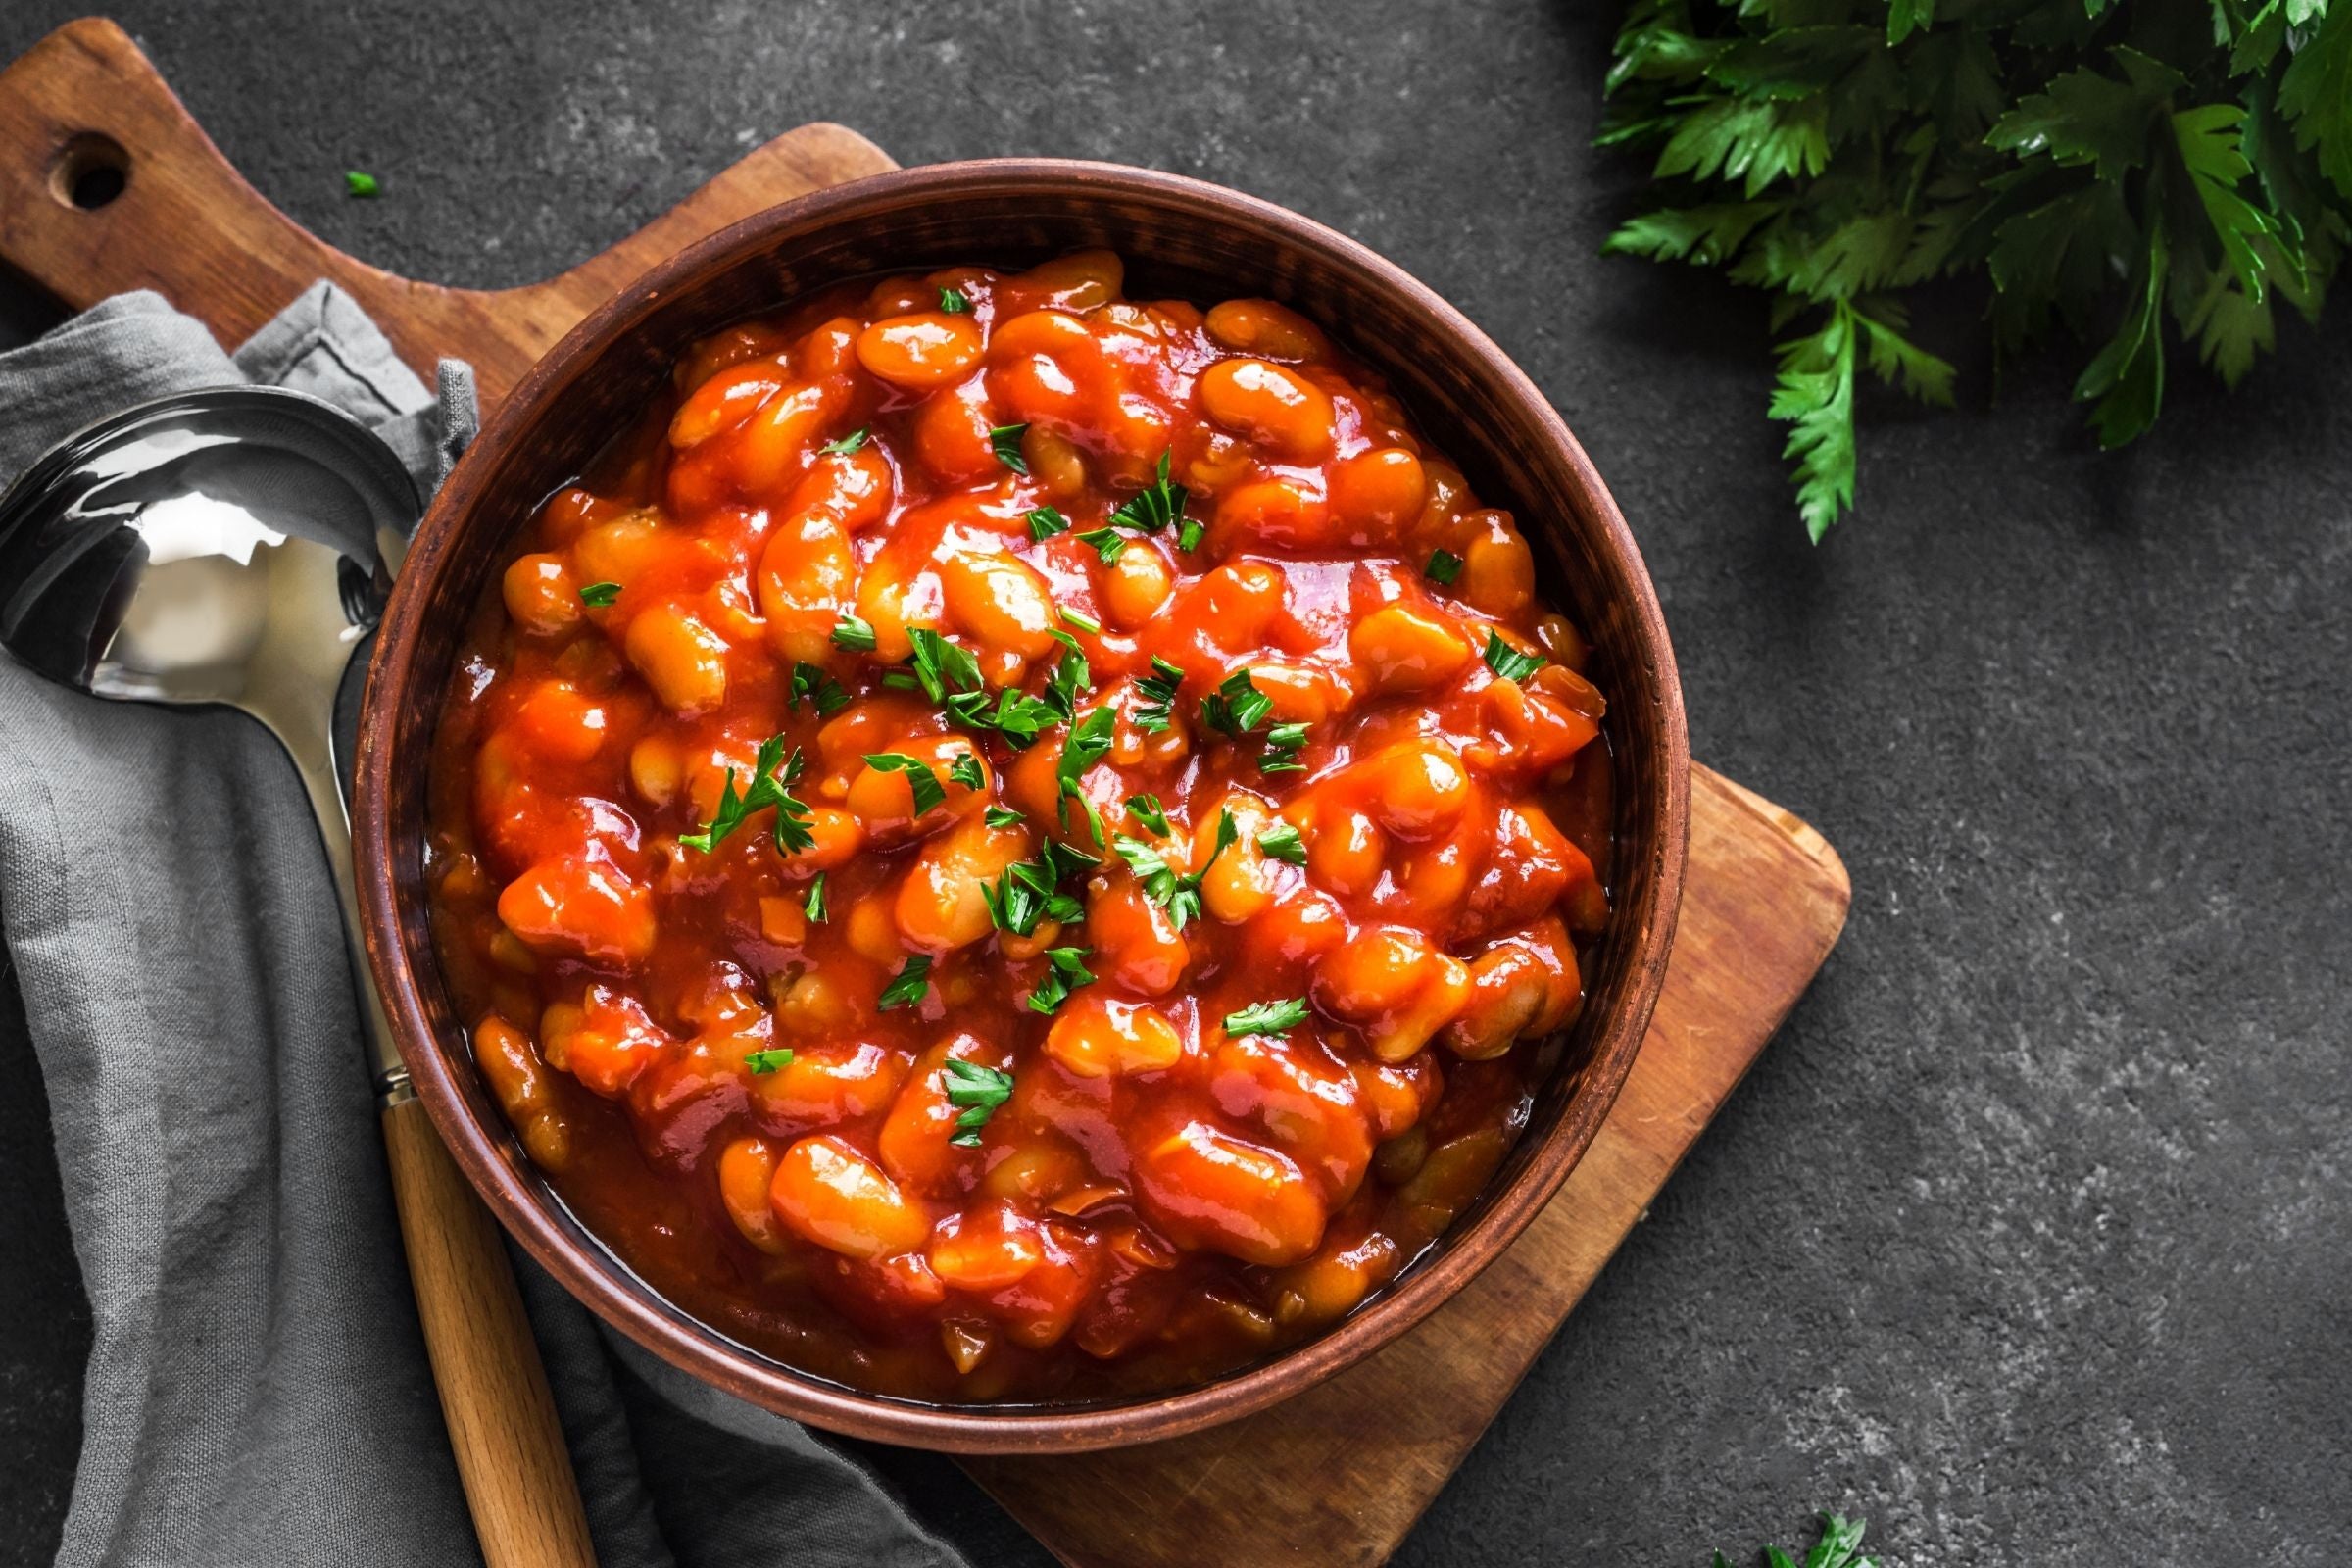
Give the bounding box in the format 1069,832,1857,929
1711,1510,1881,1568
1598,1,2352,540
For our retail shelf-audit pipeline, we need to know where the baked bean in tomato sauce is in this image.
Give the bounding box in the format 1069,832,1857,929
426,250,1613,1401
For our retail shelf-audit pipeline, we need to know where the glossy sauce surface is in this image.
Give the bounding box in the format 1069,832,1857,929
426,251,1613,1401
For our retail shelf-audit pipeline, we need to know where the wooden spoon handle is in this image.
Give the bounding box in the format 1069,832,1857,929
381,1096,598,1568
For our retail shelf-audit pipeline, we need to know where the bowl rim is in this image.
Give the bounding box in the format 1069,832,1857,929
355,156,1690,1454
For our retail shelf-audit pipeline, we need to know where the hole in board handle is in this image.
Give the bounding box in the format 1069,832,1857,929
48,133,129,210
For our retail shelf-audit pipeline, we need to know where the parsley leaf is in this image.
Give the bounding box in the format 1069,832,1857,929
345,170,381,198
862,752,947,816
906,626,985,705
1028,506,1072,541
1055,707,1117,834
985,805,1027,829
948,752,987,791
577,580,621,608
1113,807,1235,930
1260,721,1309,775
743,1047,795,1075
1105,451,1189,536
1126,793,1171,836
878,954,934,1012
941,1057,1013,1145
1074,526,1130,564
789,661,851,715
820,427,868,455
1257,822,1308,864
938,286,970,314
1025,946,1097,1015
1482,630,1547,683
679,737,815,855
1423,550,1462,587
804,873,828,923
989,423,1030,474
1199,669,1273,737
1132,657,1185,734
1059,606,1102,635
830,615,878,654
1224,997,1311,1038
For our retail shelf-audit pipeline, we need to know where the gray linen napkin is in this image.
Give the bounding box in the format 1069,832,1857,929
0,287,967,1568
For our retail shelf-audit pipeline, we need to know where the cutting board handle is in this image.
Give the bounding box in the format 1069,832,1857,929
0,19,355,348
0,17,896,403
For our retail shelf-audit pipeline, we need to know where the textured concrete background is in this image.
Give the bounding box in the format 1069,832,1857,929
1,3,2346,1563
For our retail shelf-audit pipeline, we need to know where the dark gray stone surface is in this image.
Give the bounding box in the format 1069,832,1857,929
1,3,2344,1562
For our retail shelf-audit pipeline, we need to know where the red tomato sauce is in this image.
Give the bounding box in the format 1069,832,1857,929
425,250,1614,1401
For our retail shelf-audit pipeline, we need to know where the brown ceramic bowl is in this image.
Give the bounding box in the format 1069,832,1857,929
354,159,1690,1454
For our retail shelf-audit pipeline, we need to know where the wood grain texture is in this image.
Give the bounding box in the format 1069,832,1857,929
0,20,1847,1565
0,18,895,403
963,765,1849,1567
383,1097,597,1568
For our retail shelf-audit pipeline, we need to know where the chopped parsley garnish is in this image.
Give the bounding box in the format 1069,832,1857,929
989,423,1030,474
1027,506,1071,541
906,626,985,703
1126,793,1171,836
861,752,947,816
1177,517,1205,553
948,752,987,791
679,736,815,855
1199,668,1274,737
938,286,970,314
941,1057,1013,1145
830,614,878,654
820,427,868,456
1132,657,1185,734
878,954,934,1012
881,671,922,691
1224,997,1311,1038
957,686,1063,748
1257,822,1308,864
1056,707,1117,836
1105,451,1189,538
1025,947,1096,1015
1481,629,1546,683
743,1048,795,1075
577,580,621,608
789,661,851,715
1041,631,1090,724
1074,526,1129,564
803,873,828,923
1260,721,1310,774
984,805,1027,829
1059,606,1101,635
1425,549,1463,586
1113,808,1236,931
345,171,380,198
980,851,1087,938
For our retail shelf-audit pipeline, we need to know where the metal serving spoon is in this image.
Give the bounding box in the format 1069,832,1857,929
0,386,593,1568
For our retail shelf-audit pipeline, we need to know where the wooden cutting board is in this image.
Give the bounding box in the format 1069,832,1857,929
0,20,1852,1566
